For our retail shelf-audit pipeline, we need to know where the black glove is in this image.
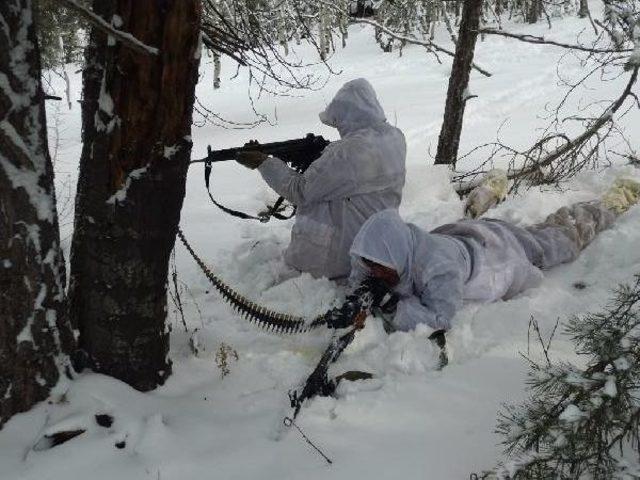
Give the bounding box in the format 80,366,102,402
428,330,448,369
360,277,399,313
324,292,362,329
236,150,268,169
324,278,398,329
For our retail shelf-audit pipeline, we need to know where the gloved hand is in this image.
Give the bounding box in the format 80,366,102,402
236,150,268,170
325,277,399,330
428,330,448,369
360,277,399,313
324,296,361,329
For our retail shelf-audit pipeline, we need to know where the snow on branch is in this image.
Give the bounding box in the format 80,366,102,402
55,0,158,56
492,275,640,478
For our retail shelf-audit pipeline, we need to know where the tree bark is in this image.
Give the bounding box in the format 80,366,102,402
578,0,590,18
68,0,201,391
0,0,74,428
526,0,541,23
434,0,483,167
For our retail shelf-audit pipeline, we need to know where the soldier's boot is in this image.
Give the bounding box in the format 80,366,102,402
602,178,640,215
464,169,509,219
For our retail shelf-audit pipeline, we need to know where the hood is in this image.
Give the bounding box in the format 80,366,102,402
319,78,387,137
350,209,414,293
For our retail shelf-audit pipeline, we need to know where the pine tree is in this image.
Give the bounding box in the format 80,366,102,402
496,275,640,479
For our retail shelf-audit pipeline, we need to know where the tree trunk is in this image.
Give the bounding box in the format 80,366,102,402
434,0,483,167
526,0,541,23
0,0,74,428
68,0,201,391
577,0,590,18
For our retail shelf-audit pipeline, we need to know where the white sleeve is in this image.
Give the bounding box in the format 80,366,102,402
392,270,464,332
256,146,360,206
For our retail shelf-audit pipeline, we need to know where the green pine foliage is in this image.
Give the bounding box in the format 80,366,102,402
496,275,640,479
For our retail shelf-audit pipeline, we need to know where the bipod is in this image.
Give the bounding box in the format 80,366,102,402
282,328,357,466
286,328,357,420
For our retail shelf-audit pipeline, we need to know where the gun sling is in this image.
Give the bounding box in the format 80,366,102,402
192,134,330,222
203,158,295,222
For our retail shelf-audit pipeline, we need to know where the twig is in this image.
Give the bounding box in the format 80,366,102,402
454,66,639,196
169,250,188,333
478,27,633,54
350,17,492,77
508,66,638,181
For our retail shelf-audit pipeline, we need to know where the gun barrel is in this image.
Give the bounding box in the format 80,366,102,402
190,146,237,164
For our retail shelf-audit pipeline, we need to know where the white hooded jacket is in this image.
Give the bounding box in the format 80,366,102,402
349,210,544,332
258,79,406,279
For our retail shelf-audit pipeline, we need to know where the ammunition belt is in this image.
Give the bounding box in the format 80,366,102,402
176,228,327,334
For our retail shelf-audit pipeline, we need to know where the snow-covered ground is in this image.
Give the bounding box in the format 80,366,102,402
2,9,640,480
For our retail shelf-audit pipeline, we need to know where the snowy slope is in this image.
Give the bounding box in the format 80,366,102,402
2,9,640,480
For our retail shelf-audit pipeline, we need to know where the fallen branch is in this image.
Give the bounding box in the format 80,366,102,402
509,66,638,181
454,66,639,196
55,0,159,56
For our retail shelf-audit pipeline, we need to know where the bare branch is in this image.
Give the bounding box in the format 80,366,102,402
454,66,639,196
478,27,633,54
55,0,159,56
350,17,493,78
511,66,638,180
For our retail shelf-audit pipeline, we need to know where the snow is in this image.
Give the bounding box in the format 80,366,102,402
97,78,114,116
163,144,180,159
111,15,123,28
16,284,47,346
559,404,586,423
603,375,618,398
1,0,56,234
95,73,117,133
614,356,631,371
0,122,55,222
105,166,149,205
2,6,640,480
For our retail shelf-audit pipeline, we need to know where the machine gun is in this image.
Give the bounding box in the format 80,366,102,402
287,278,399,420
177,228,446,427
191,133,331,222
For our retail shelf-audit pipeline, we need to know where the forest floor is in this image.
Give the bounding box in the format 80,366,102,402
2,6,640,480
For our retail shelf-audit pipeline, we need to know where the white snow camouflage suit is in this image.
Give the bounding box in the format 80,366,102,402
257,78,407,279
349,202,618,332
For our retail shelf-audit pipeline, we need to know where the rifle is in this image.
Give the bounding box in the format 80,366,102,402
191,133,330,222
286,279,449,422
287,278,398,420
